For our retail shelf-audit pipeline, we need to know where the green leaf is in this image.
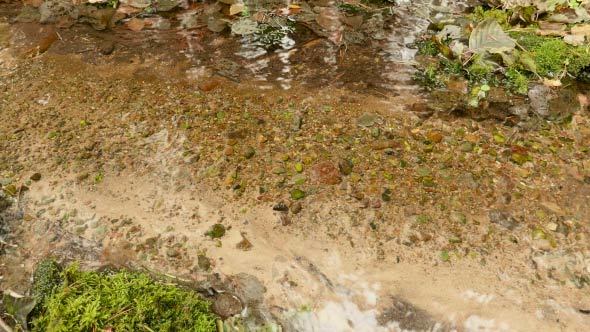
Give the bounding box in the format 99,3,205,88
3,292,37,330
469,19,516,54
518,52,538,73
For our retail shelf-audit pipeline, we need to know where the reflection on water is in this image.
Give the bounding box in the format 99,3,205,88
166,0,467,92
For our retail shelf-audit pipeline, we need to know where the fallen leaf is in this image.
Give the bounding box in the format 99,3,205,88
198,78,222,92
229,3,244,16
542,78,562,87
537,29,567,36
469,19,516,54
538,21,566,31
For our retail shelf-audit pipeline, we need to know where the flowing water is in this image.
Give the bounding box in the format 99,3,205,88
1,0,590,331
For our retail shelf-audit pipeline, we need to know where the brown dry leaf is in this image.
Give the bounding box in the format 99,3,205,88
538,21,566,31
316,7,341,31
126,18,145,32
537,29,567,36
542,78,562,87
198,77,222,92
537,21,567,36
229,3,244,16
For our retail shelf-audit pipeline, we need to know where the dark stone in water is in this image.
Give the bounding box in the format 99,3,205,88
272,202,289,212
488,209,518,230
212,293,243,319
99,40,115,55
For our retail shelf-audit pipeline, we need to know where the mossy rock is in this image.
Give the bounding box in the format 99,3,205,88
32,259,63,303
206,223,226,239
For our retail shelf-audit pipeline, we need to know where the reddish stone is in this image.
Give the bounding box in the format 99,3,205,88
311,161,341,185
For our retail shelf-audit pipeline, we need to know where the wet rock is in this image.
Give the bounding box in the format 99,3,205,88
363,13,385,40
292,113,303,131
290,189,305,200
206,224,226,238
30,173,42,182
39,0,79,24
207,14,227,33
426,131,443,143
316,7,341,32
381,188,392,202
76,172,89,182
212,293,243,319
75,225,87,235
243,146,255,159
156,0,181,12
4,185,18,197
166,247,180,258
488,209,518,230
311,161,341,185
338,158,353,176
450,211,467,224
223,146,234,156
79,6,122,30
16,6,41,23
179,11,200,29
528,85,555,117
509,105,529,119
272,202,289,212
93,225,108,241
378,297,447,331
279,213,291,226
340,15,363,29
459,141,474,152
98,40,115,55
236,233,253,251
142,236,159,249
290,202,302,214
356,112,381,127
197,254,211,270
230,273,266,306
371,140,399,150
0,192,11,213
119,0,151,8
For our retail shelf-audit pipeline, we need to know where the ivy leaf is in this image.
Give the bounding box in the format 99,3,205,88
469,19,516,54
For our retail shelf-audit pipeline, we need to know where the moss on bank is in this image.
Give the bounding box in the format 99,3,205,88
414,7,590,97
30,262,217,332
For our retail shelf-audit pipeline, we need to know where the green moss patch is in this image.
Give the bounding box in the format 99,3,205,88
30,263,217,332
509,32,590,78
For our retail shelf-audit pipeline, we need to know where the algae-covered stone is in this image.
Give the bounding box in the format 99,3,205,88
33,259,63,303
206,223,226,238
291,189,305,200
